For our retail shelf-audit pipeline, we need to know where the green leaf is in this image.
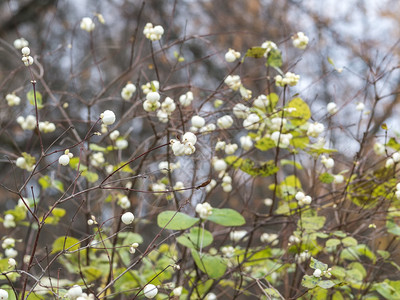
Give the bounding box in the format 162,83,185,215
346,268,364,282
332,291,345,300
319,173,334,184
309,257,328,271
308,287,328,299
377,250,390,260
191,249,227,279
281,174,301,188
104,194,113,203
53,180,64,193
266,48,282,67
5,204,27,222
277,175,302,200
22,152,36,166
287,97,311,126
27,89,44,109
121,232,143,245
348,262,366,280
207,208,245,227
39,176,64,193
342,236,358,247
52,236,80,253
327,57,335,67
291,134,310,150
332,231,347,238
340,247,359,261
192,279,213,298
0,285,16,300
355,244,376,263
387,138,400,151
69,157,87,171
280,159,303,170
268,93,279,110
113,162,135,173
26,293,43,300
341,244,376,263
245,47,267,58
318,280,336,289
330,266,346,279
315,232,329,238
387,218,400,235
326,238,341,248
150,81,157,92
275,203,290,215
38,175,51,190
52,208,66,218
308,146,338,155
301,274,320,289
242,248,272,266
82,170,99,183
225,156,279,177
0,259,10,273
176,227,213,249
300,216,326,231
375,281,400,299
89,143,108,152
255,137,276,151
264,288,281,298
82,266,103,281
225,156,242,168
157,211,199,230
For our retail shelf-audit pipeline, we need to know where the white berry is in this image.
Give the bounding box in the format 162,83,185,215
143,284,158,299
121,212,135,225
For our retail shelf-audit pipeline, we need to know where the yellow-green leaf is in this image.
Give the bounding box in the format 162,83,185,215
245,47,267,58
310,257,328,271
327,57,335,67
387,138,400,151
255,137,276,151
287,97,311,126
266,48,282,67
268,93,279,110
52,207,66,218
69,157,86,170
52,236,80,253
27,90,44,109
89,143,108,152
121,232,143,245
302,274,320,289
318,280,336,289
53,180,64,193
38,176,51,190
300,216,326,231
113,162,135,173
225,156,279,177
82,266,103,281
342,236,358,247
82,170,99,183
22,152,36,166
326,238,341,248
280,159,303,170
319,173,334,184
